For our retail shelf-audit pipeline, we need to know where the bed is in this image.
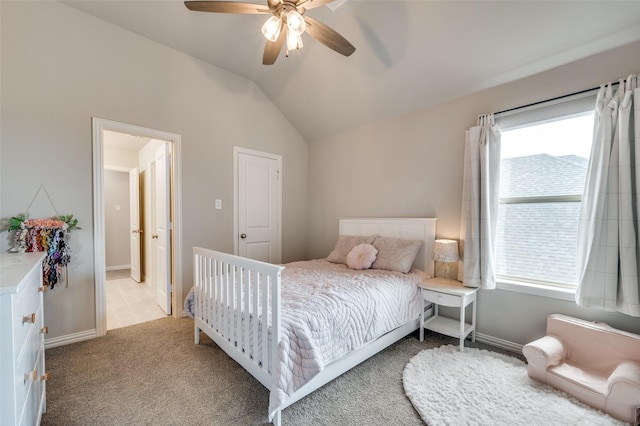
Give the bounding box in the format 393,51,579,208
192,217,437,425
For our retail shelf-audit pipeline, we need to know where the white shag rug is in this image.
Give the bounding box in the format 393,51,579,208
403,345,626,426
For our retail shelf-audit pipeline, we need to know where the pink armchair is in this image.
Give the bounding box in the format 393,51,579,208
523,314,640,425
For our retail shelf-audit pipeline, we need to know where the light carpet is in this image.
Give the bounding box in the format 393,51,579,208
403,345,626,426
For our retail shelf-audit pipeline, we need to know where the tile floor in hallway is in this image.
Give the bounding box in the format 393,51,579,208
106,269,167,330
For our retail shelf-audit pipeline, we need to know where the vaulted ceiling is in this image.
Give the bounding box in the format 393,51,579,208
63,1,640,141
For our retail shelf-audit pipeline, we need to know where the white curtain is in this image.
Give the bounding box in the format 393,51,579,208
576,75,640,316
459,114,501,289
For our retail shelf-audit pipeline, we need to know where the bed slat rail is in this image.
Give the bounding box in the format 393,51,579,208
193,247,284,387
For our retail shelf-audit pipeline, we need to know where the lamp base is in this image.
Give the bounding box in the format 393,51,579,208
436,262,451,279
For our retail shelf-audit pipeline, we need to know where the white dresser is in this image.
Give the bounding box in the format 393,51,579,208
1,252,48,426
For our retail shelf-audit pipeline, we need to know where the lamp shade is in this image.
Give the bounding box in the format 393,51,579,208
261,16,282,42
286,31,303,51
432,239,459,263
286,10,306,36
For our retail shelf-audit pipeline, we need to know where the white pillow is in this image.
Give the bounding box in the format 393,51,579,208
346,243,378,270
326,234,377,264
371,237,423,273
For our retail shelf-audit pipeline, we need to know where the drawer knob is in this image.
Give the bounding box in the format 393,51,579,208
24,369,37,383
23,313,36,324
40,326,49,334
38,286,48,293
41,372,51,382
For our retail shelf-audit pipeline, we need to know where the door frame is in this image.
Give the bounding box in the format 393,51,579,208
92,117,183,337
233,146,282,261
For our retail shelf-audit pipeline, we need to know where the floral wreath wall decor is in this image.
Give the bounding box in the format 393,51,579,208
7,185,81,289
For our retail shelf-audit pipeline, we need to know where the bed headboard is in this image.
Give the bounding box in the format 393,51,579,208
338,218,437,277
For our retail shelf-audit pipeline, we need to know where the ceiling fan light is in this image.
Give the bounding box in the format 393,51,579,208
286,31,303,51
261,16,281,42
286,10,306,36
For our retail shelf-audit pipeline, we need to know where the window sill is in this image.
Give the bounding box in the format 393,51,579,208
496,278,576,302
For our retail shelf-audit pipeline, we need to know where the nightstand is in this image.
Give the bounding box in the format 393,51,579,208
419,277,478,351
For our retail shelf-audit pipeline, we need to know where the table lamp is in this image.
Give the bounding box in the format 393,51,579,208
433,239,459,279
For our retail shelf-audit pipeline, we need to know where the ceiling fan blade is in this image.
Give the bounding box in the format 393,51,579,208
184,1,269,14
304,16,355,57
296,0,337,11
263,21,286,65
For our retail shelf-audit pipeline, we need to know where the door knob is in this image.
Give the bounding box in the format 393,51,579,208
240,233,247,239
152,234,158,239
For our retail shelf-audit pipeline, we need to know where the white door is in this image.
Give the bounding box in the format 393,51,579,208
237,149,281,263
154,144,171,314
129,168,142,282
148,161,157,295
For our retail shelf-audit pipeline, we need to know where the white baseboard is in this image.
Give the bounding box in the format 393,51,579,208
106,265,130,271
43,326,524,358
475,332,523,354
45,329,97,349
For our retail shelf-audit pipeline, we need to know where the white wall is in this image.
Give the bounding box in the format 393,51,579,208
104,147,137,170
1,1,308,340
308,41,640,345
104,170,130,269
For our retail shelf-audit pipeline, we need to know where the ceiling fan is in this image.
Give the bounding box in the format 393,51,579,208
184,0,355,65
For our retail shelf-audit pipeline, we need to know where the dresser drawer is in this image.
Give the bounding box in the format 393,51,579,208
20,344,45,426
35,339,47,420
422,289,461,307
14,324,40,424
12,268,43,360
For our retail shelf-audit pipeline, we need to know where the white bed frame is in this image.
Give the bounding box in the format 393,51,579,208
193,218,437,425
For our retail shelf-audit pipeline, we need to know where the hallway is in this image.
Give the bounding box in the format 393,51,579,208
106,270,167,330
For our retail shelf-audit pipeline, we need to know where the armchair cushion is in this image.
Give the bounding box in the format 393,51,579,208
522,335,566,369
608,361,640,404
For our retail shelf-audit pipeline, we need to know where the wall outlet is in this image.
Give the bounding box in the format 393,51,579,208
215,199,222,210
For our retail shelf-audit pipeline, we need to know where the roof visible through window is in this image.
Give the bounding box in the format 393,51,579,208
496,111,594,288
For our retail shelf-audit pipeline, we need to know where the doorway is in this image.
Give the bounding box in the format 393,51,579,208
103,149,166,330
93,118,183,337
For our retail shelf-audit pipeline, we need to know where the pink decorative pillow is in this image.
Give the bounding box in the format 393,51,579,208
346,243,378,270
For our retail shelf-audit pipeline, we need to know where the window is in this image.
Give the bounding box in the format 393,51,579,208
495,93,596,296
